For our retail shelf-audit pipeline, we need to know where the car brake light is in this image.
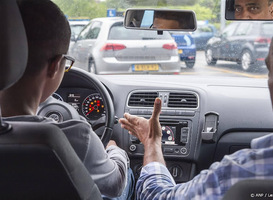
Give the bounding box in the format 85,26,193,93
254,37,271,44
100,43,126,51
162,43,177,50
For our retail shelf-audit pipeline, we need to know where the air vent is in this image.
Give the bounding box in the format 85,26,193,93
168,93,198,108
128,92,158,107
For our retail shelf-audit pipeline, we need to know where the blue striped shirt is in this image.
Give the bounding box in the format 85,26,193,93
136,133,273,200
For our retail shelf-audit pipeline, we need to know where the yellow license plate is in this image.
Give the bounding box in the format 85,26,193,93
133,64,159,71
178,49,183,54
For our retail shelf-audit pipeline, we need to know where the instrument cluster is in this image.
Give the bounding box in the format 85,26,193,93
53,88,106,122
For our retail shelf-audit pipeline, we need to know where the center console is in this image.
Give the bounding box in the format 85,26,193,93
129,120,192,157
124,90,201,183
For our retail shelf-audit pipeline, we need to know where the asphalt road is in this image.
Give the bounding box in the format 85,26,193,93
179,51,268,79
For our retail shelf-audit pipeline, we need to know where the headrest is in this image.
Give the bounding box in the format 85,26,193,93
0,0,28,90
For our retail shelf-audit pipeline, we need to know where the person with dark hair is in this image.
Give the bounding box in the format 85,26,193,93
0,0,133,199
234,0,273,19
119,38,273,198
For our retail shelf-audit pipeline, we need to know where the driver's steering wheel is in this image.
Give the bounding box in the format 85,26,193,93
37,68,115,147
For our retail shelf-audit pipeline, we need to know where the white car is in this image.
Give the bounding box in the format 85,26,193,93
69,20,90,39
69,17,180,74
68,20,90,56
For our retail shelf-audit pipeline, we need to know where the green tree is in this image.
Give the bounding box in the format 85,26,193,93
107,0,132,9
106,0,198,8
169,0,198,6
176,4,216,21
53,0,107,19
198,0,220,22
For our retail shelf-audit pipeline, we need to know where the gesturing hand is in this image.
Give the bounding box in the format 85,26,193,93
119,98,162,147
119,98,165,165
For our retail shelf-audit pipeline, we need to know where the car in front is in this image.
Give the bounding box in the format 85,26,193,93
69,17,180,74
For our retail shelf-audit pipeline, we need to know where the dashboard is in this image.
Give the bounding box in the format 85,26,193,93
39,68,273,183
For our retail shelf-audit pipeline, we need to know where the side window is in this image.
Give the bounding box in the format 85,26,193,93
222,23,238,38
77,22,92,40
86,21,102,39
234,23,252,36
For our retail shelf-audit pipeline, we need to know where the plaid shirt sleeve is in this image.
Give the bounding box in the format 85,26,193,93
136,134,273,200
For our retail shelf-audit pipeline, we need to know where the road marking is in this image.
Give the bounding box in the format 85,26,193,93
179,72,197,75
205,66,268,79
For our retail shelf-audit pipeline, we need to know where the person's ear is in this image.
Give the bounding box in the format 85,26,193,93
47,55,63,78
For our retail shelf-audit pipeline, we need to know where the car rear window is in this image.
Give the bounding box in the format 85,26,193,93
108,22,172,40
261,23,273,36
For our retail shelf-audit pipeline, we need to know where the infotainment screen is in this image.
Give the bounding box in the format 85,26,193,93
130,121,189,145
161,125,176,145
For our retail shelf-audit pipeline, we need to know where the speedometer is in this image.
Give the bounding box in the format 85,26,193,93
82,93,105,120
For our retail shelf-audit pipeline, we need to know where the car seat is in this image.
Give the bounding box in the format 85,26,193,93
0,1,102,199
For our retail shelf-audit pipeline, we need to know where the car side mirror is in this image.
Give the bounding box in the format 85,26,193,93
124,9,197,32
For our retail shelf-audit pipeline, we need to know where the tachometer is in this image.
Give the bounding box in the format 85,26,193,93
82,93,105,120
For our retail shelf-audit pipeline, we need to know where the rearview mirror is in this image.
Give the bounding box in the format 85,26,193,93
124,9,197,31
226,0,273,20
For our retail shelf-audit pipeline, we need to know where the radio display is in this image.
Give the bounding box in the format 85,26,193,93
130,121,189,145
161,125,176,145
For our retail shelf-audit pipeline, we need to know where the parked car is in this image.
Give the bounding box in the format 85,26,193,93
205,21,273,71
69,17,180,74
69,19,90,40
192,21,217,50
170,32,196,68
68,19,90,55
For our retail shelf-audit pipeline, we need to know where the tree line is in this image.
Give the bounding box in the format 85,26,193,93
53,0,220,23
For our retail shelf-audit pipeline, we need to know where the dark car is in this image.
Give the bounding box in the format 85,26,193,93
205,21,273,71
192,21,217,50
170,32,196,68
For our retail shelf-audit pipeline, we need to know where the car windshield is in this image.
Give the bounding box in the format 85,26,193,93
55,0,271,79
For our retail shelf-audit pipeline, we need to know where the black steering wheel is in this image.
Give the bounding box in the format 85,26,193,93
37,68,115,147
